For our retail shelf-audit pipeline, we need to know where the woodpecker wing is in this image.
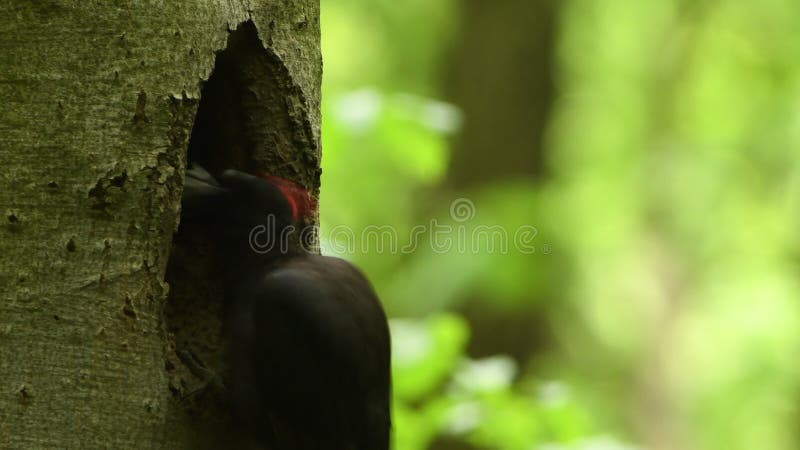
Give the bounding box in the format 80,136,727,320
228,255,391,450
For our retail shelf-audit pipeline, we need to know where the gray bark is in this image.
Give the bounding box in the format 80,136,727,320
0,1,320,448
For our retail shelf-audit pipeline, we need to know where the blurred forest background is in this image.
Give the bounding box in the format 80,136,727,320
318,1,800,449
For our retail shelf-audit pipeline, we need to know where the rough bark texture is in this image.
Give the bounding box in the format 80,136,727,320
0,1,320,448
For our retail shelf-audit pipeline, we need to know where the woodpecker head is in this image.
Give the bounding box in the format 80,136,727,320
243,173,315,226
181,163,315,258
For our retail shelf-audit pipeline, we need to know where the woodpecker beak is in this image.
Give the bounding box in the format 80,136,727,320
184,163,225,195
182,163,229,218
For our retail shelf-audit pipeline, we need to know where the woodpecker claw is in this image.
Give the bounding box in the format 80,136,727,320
177,349,227,402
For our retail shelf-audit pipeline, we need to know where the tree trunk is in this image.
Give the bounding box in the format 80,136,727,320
0,2,320,448
442,0,558,362
446,0,556,187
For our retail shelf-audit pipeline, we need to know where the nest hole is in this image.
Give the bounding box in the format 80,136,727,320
163,21,287,426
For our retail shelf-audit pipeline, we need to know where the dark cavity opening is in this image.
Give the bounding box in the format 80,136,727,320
163,21,298,434
185,20,317,178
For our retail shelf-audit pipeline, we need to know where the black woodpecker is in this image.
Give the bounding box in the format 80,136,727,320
180,163,392,450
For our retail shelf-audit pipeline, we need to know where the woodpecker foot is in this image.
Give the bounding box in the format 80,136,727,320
177,349,227,402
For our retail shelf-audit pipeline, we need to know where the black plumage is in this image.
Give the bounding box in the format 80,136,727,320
180,164,391,450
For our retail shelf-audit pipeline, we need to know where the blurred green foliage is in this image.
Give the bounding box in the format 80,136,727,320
320,0,800,449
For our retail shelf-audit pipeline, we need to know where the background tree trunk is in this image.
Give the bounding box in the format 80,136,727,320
443,0,557,364
0,2,320,448
446,0,556,187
